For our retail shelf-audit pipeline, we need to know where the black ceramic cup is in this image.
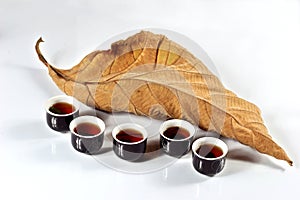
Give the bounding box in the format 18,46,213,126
159,119,195,158
112,123,148,161
69,116,105,155
45,95,80,132
192,137,228,176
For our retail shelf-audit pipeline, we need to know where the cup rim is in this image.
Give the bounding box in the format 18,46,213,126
69,116,105,138
159,119,195,141
45,95,80,117
192,137,228,160
112,123,148,145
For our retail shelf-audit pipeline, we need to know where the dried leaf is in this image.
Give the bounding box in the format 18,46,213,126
35,31,292,165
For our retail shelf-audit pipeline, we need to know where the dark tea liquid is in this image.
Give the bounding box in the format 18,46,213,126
49,102,75,114
116,129,144,143
196,144,223,158
163,126,190,140
74,122,101,136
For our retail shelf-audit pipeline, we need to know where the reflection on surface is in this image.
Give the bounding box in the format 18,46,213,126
159,159,208,185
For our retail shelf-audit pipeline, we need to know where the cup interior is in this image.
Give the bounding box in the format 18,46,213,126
69,116,105,138
45,95,80,116
112,123,148,145
159,119,195,141
192,137,228,160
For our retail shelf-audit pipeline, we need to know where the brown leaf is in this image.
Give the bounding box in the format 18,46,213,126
35,31,292,165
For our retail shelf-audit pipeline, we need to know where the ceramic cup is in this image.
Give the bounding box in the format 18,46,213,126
159,119,195,157
69,116,105,155
112,123,148,161
45,95,80,132
192,137,228,176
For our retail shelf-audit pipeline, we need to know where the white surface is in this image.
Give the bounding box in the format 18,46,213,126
1,0,300,199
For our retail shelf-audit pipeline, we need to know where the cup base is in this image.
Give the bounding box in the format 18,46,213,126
113,149,144,162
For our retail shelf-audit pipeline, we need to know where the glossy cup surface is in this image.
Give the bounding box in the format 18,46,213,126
69,116,105,155
45,95,80,132
159,119,195,157
192,137,228,176
112,123,148,161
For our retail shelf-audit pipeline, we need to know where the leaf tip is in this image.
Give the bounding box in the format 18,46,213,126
37,37,44,43
35,37,50,68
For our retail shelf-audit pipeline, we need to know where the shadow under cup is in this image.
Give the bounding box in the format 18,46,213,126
192,137,228,176
45,95,80,132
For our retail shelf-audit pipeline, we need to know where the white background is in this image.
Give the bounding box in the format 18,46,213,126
1,0,300,199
